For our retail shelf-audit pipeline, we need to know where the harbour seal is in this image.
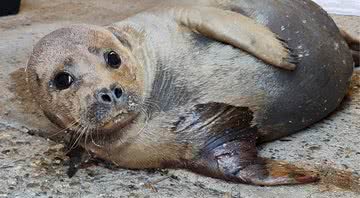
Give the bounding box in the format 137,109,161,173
25,0,359,186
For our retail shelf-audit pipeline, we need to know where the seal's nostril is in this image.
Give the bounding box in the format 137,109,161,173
101,94,112,103
113,87,123,99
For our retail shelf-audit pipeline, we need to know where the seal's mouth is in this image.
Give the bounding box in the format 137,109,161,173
99,112,139,134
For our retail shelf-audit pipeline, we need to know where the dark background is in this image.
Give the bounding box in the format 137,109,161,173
0,0,21,16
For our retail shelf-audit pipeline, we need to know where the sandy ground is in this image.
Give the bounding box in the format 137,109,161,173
0,0,359,197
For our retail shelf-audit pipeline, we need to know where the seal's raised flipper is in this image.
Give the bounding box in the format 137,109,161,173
171,6,297,70
340,29,360,67
180,103,318,185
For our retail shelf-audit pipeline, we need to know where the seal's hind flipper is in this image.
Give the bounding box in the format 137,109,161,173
340,29,360,67
180,103,318,185
171,6,296,70
190,130,319,185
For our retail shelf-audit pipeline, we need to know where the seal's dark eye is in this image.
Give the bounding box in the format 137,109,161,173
53,72,74,90
105,51,122,69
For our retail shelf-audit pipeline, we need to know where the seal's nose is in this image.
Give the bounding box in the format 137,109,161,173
98,90,113,104
112,87,123,100
96,86,123,105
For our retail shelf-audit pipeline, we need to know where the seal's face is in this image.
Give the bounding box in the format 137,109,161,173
26,25,144,135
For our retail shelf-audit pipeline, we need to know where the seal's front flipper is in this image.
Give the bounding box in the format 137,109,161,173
340,29,360,67
171,6,297,70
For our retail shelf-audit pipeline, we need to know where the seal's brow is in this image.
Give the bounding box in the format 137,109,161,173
64,57,75,67
88,46,101,54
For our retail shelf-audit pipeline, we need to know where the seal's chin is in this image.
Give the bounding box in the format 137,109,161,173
99,112,139,134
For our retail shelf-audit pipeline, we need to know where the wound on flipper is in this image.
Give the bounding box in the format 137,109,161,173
178,102,318,185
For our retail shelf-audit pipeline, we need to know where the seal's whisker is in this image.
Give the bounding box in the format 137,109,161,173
139,105,150,122
91,127,103,148
49,120,80,138
84,126,89,148
135,122,148,138
68,126,86,152
76,127,87,147
133,108,149,138
83,126,93,156
69,126,83,148
66,126,81,153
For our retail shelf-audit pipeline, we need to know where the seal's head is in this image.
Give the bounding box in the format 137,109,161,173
26,25,144,135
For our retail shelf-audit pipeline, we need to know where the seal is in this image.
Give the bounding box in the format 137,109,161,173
26,0,359,186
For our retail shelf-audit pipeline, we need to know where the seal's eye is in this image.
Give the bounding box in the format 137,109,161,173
53,72,74,90
105,51,122,69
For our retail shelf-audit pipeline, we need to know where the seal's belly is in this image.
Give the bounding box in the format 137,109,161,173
180,0,353,142
241,0,353,141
